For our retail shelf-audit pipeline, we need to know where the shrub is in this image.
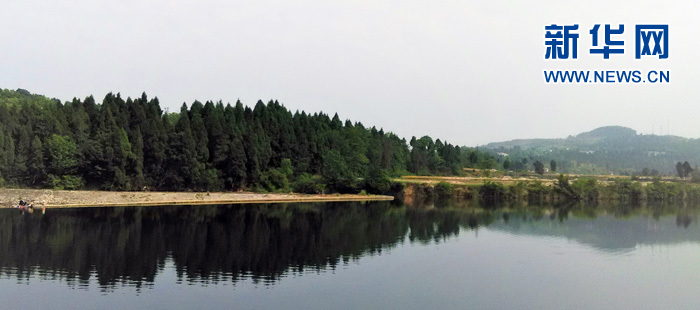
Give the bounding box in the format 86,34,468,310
508,181,528,199
478,181,507,205
365,168,392,194
47,174,84,190
293,173,326,194
261,159,294,192
610,179,643,203
435,182,454,198
262,168,290,192
527,181,550,203
571,177,599,201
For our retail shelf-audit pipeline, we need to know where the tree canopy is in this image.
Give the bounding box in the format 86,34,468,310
0,88,485,193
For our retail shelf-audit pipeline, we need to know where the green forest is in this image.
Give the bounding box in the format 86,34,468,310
0,88,493,193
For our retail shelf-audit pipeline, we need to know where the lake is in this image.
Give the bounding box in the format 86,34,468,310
2,200,700,309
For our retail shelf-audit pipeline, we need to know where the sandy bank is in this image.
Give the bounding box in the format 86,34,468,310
0,188,393,208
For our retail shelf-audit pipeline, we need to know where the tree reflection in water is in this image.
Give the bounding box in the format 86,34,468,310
0,199,698,289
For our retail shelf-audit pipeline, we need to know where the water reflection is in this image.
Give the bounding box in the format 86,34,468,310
1,199,699,289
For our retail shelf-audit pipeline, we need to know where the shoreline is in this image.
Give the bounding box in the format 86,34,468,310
0,188,393,208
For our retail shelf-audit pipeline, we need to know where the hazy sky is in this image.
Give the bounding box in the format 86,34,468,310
1,0,697,145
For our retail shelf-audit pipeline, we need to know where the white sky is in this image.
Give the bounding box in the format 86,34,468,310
1,0,697,145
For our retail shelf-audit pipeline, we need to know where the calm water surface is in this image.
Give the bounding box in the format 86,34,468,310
1,201,700,309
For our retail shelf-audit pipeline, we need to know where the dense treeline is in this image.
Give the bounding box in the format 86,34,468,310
0,88,472,193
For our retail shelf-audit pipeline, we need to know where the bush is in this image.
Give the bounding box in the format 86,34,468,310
434,182,454,198
47,174,84,190
684,184,700,202
526,181,550,203
508,181,528,199
365,168,392,194
261,158,294,192
293,173,326,194
610,179,643,203
262,168,290,192
478,181,507,205
554,174,579,199
571,177,599,201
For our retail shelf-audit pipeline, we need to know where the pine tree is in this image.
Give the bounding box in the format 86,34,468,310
130,127,145,188
27,135,44,185
222,105,247,189
0,88,477,192
162,104,200,190
13,126,31,178
189,101,210,164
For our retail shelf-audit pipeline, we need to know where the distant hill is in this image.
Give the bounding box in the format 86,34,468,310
482,126,700,175
486,126,642,149
574,126,636,140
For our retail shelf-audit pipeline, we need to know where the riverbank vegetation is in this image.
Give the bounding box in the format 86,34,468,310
400,175,700,206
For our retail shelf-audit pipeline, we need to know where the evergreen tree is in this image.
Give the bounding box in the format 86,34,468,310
14,126,31,177
683,161,693,178
222,105,247,189
503,157,511,170
27,135,44,185
162,104,200,189
0,88,487,193
533,160,545,175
